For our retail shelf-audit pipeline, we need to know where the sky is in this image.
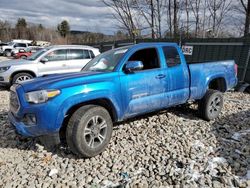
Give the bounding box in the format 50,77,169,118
0,0,117,34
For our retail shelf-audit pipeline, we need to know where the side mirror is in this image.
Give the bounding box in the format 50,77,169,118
40,58,48,63
125,61,143,73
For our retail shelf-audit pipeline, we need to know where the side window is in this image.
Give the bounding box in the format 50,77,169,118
163,46,181,67
15,43,26,48
67,49,84,60
89,50,95,58
127,48,160,70
45,49,67,62
83,50,91,59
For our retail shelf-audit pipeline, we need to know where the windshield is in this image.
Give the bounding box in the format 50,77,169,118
82,47,128,72
27,48,48,61
9,42,14,46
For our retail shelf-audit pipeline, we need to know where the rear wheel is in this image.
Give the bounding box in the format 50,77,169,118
198,89,223,121
12,72,33,84
66,105,113,158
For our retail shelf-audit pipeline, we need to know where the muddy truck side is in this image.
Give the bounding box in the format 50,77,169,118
8,43,238,157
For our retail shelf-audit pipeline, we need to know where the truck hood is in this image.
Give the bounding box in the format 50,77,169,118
20,71,108,92
0,59,33,67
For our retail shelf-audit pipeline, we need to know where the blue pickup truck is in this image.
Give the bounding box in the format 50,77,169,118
8,43,238,157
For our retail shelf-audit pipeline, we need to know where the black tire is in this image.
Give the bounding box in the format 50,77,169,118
66,105,113,158
5,50,11,57
198,89,223,121
12,72,33,84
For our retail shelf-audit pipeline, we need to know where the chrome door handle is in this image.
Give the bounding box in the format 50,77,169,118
155,74,166,79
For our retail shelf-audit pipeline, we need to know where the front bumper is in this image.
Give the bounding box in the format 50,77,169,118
8,85,62,137
8,112,36,137
0,70,11,84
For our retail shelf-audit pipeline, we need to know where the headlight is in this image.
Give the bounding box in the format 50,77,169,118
0,66,10,73
25,89,60,104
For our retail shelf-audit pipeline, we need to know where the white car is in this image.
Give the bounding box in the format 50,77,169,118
0,45,100,85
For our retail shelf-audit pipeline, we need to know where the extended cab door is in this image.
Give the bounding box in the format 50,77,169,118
66,49,92,72
37,49,69,76
120,47,168,118
161,46,190,105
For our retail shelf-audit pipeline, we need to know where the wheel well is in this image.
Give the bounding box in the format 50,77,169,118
59,98,117,141
209,77,227,92
10,71,36,83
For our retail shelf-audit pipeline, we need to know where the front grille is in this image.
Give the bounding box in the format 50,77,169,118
10,90,20,112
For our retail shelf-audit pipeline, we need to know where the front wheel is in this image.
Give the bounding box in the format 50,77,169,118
12,72,33,84
198,89,223,121
66,105,113,158
5,50,11,57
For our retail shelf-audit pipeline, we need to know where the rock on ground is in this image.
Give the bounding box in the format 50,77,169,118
0,90,249,188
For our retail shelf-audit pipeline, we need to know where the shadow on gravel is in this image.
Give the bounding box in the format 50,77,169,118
0,86,9,91
114,104,199,127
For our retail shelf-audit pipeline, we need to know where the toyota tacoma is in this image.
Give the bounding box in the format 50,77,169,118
8,43,238,158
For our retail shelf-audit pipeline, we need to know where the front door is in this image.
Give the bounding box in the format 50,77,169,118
120,47,168,118
38,49,68,76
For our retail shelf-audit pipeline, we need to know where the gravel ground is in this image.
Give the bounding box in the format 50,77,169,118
0,90,249,188
0,56,11,62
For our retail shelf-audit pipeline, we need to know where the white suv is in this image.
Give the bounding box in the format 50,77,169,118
0,45,100,85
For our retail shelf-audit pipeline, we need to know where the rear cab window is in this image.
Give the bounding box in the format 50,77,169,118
163,46,181,67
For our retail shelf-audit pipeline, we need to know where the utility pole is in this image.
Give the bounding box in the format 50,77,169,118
173,0,178,38
156,0,162,38
150,0,155,39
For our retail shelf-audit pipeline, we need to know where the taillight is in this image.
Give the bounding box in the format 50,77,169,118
234,64,238,76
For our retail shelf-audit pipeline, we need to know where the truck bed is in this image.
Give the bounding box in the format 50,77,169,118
188,60,237,100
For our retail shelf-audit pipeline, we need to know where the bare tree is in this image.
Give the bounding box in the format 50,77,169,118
207,0,232,37
185,0,190,37
0,20,11,41
239,0,250,36
168,0,172,37
102,0,140,40
156,0,163,38
173,0,179,38
189,0,201,37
